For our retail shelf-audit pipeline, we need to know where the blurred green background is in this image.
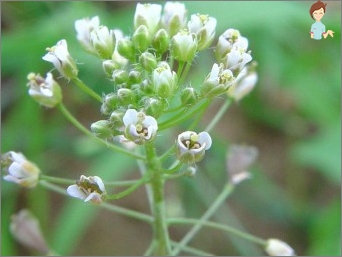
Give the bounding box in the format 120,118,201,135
1,1,340,256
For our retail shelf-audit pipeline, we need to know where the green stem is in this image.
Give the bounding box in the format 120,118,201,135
39,180,153,223
204,99,231,133
57,103,145,160
72,78,103,102
170,241,214,256
168,218,266,246
145,142,171,255
177,61,192,88
171,183,235,255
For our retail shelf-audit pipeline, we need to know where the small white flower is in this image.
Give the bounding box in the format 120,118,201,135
223,48,252,73
176,131,212,164
265,238,296,256
10,209,49,254
161,2,188,36
122,109,158,145
170,29,198,62
152,62,177,98
227,69,258,101
27,72,62,108
90,25,116,59
188,14,216,50
134,3,162,35
75,16,100,54
2,151,40,188
42,39,78,79
67,175,106,204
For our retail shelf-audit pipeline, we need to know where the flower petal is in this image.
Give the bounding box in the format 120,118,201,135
67,185,86,200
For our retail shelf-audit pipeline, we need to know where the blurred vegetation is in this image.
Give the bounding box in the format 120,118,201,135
1,1,340,256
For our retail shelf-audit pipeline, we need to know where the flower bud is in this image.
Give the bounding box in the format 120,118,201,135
42,39,78,79
10,209,49,254
185,166,197,177
188,14,216,51
75,16,100,54
117,37,135,61
128,70,142,84
102,60,117,77
176,131,212,164
170,30,198,62
123,109,158,145
67,175,106,204
2,151,40,188
265,239,295,256
90,25,116,59
109,110,124,128
134,3,162,35
132,25,151,52
117,88,136,106
140,52,158,72
152,62,178,98
112,69,129,85
90,120,113,139
152,29,170,55
140,79,154,94
141,97,167,118
100,92,120,115
161,2,188,37
181,87,197,106
27,72,62,108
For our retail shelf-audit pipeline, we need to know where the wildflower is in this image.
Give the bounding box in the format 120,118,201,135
265,238,296,256
10,209,49,255
122,109,158,145
170,29,198,62
74,16,100,54
2,151,40,188
67,175,106,204
201,63,235,98
227,69,258,101
188,14,217,50
226,144,258,184
134,3,162,35
176,131,212,164
26,72,62,108
90,25,116,59
161,2,188,37
222,48,252,74
152,62,178,98
42,39,78,79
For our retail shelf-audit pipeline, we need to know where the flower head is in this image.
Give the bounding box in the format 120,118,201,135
188,14,216,50
122,109,158,145
161,2,188,37
26,72,62,108
176,131,212,164
67,175,106,204
42,39,78,79
75,16,100,54
2,151,40,188
265,238,295,256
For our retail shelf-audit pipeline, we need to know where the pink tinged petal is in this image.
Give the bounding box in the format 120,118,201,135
123,109,139,126
67,185,87,200
198,132,212,150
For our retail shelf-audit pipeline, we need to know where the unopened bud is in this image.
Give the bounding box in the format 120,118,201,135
112,69,129,85
132,25,151,52
170,30,198,62
117,38,135,61
152,29,170,54
265,239,295,256
181,87,197,106
140,52,158,72
90,120,113,139
117,88,136,106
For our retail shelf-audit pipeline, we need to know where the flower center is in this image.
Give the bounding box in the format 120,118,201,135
136,124,149,137
77,178,103,194
182,139,201,150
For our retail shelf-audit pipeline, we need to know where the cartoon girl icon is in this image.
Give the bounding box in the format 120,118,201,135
310,0,334,40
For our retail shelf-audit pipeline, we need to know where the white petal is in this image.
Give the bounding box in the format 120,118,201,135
198,132,212,150
67,185,86,200
84,192,102,203
8,162,28,178
92,176,105,192
123,109,138,126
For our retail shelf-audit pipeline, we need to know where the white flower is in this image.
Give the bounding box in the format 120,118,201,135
122,109,158,145
75,16,100,54
134,3,162,35
27,72,62,108
176,131,212,163
67,175,106,204
265,238,296,256
188,14,216,50
161,2,188,36
170,29,198,62
10,209,49,254
223,48,252,73
2,151,40,188
152,62,178,98
42,39,78,79
227,69,258,101
90,25,116,59
111,29,128,68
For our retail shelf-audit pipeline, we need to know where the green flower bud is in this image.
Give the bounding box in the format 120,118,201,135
90,120,113,139
109,110,124,128
132,25,151,52
27,72,62,108
117,88,136,106
170,30,198,62
117,38,135,61
161,2,188,37
140,79,154,94
141,97,167,118
139,52,158,72
102,60,116,77
112,69,129,85
152,29,170,55
181,87,197,106
152,62,177,98
128,70,142,84
101,93,120,115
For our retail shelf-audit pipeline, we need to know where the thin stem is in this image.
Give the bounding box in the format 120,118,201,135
159,145,176,163
177,61,193,88
57,103,145,160
39,180,153,223
168,218,266,246
170,183,235,255
170,241,214,256
204,99,231,133
145,142,172,255
71,78,103,102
